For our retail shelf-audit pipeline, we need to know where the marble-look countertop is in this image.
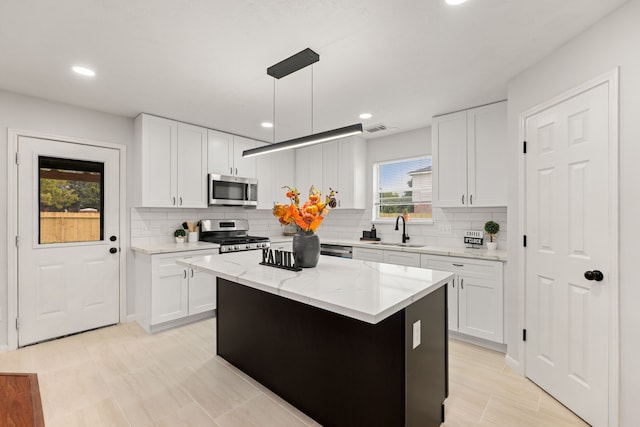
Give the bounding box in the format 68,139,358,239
131,241,219,255
177,251,453,324
270,237,507,262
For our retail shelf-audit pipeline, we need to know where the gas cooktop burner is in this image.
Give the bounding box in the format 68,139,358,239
202,236,270,245
199,219,270,253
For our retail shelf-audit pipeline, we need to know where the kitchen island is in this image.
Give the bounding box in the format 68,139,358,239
178,251,453,427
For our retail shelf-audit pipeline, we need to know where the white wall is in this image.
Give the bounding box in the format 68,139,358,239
0,90,134,347
505,0,640,423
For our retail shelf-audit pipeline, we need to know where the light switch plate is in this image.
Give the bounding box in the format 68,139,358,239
412,320,421,349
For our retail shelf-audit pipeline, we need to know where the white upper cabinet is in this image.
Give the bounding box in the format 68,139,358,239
295,136,366,209
207,129,232,176
295,144,323,199
322,141,338,198
207,130,257,178
255,143,295,210
135,114,207,208
337,136,366,209
232,136,257,178
177,122,208,208
432,111,467,207
466,102,508,206
432,101,507,207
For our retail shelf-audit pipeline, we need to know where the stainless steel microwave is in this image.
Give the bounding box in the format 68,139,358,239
208,174,258,207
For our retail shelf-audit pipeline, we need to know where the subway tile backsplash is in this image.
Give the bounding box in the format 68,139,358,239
131,206,507,250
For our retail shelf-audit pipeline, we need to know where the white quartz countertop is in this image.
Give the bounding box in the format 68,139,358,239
131,241,219,255
270,237,507,262
177,251,453,324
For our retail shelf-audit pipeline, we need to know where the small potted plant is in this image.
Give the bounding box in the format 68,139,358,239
484,221,500,250
403,207,410,222
174,228,186,243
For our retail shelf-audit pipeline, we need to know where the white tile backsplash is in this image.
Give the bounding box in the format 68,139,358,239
130,206,508,250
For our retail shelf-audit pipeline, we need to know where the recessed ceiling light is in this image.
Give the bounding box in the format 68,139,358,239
445,0,468,5
261,122,274,128
359,113,372,119
72,66,96,77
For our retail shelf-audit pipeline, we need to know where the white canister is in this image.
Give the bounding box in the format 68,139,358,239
188,231,198,243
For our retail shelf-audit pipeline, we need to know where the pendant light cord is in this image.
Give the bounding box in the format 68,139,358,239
311,65,314,134
273,78,276,143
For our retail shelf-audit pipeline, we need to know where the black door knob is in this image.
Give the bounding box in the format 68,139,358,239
110,235,117,242
584,270,604,281
109,247,118,254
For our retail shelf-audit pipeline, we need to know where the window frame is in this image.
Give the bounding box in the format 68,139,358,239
372,155,434,224
38,156,105,244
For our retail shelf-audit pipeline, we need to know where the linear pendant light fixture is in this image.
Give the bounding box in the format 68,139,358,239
242,48,363,158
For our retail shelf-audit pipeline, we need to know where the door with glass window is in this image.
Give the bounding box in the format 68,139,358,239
17,136,120,346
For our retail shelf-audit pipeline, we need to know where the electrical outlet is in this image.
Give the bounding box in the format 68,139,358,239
412,320,421,349
437,224,452,234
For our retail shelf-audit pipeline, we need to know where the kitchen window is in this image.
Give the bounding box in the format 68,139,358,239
373,156,432,221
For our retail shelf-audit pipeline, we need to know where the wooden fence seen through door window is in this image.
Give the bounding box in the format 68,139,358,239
40,212,100,244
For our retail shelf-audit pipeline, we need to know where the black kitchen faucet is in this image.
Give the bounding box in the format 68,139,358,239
395,215,410,243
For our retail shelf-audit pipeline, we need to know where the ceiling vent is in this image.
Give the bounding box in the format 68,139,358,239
365,123,387,133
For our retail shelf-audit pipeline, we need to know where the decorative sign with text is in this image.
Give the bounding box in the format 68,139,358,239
260,248,302,272
463,230,484,247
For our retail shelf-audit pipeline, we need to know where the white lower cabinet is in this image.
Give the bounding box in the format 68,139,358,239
382,250,421,267
352,247,384,262
135,249,217,333
420,254,504,344
352,247,421,267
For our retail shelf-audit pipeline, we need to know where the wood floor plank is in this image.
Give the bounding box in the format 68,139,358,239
0,373,45,427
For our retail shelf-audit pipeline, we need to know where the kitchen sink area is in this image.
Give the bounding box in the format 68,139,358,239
366,242,426,248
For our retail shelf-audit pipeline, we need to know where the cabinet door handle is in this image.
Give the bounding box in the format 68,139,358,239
452,279,455,288
230,166,233,174
173,197,176,206
462,194,465,205
453,263,464,267
190,268,194,278
235,167,238,175
461,278,464,289
179,196,183,206
183,270,187,279
470,194,473,205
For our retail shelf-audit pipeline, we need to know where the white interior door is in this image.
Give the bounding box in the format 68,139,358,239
18,136,120,347
524,82,611,426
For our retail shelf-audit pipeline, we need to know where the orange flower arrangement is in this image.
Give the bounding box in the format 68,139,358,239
272,185,338,233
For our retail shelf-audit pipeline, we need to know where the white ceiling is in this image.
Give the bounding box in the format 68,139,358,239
0,0,627,142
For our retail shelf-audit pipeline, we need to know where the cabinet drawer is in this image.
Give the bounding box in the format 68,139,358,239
421,254,502,280
353,247,384,262
383,251,421,267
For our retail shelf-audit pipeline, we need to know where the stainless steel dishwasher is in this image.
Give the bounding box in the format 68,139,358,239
320,243,353,259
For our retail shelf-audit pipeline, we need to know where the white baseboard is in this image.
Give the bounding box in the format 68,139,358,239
0,344,8,352
126,314,138,323
505,354,524,375
449,331,507,353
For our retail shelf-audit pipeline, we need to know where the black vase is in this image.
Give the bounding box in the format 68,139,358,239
292,231,320,268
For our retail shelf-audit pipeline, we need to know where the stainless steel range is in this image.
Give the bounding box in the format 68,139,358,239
199,219,270,253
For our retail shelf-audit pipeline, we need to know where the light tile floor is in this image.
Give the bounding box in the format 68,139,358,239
0,318,589,426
